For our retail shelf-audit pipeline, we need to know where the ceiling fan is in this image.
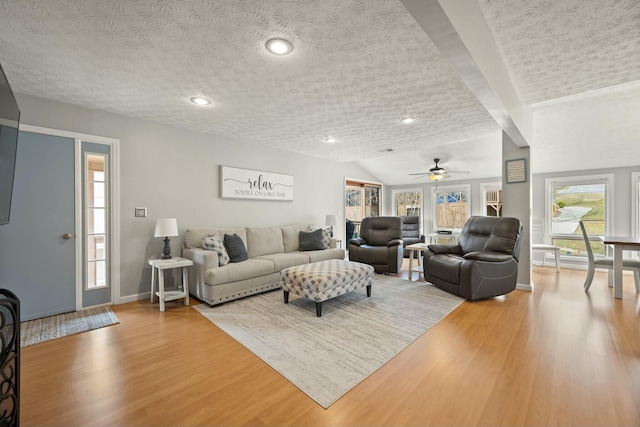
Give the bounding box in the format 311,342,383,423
408,158,469,181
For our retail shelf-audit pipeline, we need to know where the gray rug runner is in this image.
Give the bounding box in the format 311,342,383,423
21,305,119,347
195,275,463,408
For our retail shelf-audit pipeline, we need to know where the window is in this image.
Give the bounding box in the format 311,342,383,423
431,184,470,231
481,182,502,217
392,188,422,217
86,154,109,289
345,180,382,237
546,174,612,258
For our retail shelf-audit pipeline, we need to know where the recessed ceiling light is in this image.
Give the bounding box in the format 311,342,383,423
401,117,415,124
265,38,294,55
324,137,337,144
190,97,211,106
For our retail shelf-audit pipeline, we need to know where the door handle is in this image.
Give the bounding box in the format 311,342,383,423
63,233,73,240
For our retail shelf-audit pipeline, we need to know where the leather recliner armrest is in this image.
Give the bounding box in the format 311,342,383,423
427,244,462,255
463,251,513,262
349,237,366,246
387,238,403,247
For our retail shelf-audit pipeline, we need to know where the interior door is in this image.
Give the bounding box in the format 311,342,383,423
0,131,75,321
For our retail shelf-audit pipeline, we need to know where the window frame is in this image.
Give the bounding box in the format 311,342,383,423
544,173,613,259
391,187,423,229
430,183,471,232
85,152,110,291
480,181,502,217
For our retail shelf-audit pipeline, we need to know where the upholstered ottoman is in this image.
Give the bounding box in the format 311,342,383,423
280,259,375,317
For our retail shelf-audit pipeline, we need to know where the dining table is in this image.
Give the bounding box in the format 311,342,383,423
599,235,640,299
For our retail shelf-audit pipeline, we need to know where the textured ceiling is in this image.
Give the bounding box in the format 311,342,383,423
477,0,640,104
0,0,496,163
0,0,638,184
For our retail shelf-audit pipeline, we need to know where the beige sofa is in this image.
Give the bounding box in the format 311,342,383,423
182,224,345,306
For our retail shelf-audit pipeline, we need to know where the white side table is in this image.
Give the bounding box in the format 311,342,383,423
531,244,560,272
406,243,429,281
149,257,193,312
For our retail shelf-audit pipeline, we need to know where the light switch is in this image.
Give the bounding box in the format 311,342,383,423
135,207,147,217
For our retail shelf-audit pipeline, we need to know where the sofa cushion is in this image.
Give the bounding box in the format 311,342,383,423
304,248,345,263
247,226,285,258
281,224,310,252
255,252,309,271
202,235,230,266
184,227,219,249
429,254,464,284
184,227,247,249
224,233,249,263
204,259,275,286
300,229,324,251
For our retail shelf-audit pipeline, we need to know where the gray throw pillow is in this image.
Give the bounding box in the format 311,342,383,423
307,226,331,249
223,233,248,262
299,229,324,251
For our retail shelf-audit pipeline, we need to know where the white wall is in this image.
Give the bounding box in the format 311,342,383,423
16,94,379,301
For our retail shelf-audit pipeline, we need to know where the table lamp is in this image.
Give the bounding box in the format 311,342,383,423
325,214,337,237
154,218,179,259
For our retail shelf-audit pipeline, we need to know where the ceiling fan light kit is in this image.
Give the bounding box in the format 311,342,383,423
408,158,470,181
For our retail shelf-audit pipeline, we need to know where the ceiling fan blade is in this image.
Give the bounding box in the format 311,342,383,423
408,172,430,176
446,170,470,174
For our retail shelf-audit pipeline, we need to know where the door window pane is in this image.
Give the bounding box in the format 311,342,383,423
395,190,421,217
485,190,502,217
88,235,105,261
88,182,105,208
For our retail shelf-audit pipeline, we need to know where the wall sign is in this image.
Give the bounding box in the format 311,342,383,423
220,166,294,201
505,158,527,184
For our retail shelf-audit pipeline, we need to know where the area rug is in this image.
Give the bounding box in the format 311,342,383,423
194,276,464,408
20,305,119,347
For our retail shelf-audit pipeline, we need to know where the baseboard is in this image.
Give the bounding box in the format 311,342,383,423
118,292,151,304
516,282,533,292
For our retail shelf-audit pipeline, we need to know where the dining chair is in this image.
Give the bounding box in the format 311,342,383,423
579,221,640,292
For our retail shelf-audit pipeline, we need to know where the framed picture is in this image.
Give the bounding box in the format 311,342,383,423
505,158,527,184
220,166,294,201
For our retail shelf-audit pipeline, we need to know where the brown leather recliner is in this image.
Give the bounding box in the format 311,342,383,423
400,216,425,257
349,216,404,274
423,216,523,300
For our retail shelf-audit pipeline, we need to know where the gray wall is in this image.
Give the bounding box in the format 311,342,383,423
16,93,380,301
502,131,531,288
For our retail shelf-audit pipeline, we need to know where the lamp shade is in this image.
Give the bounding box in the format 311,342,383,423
325,214,338,227
154,218,178,237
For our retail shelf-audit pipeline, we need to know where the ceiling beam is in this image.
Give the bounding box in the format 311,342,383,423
400,0,531,147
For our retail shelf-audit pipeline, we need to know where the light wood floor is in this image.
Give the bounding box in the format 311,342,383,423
21,261,640,426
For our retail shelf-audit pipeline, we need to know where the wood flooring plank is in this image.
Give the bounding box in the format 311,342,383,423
19,262,640,426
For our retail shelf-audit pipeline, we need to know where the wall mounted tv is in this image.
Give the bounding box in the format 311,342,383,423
0,62,20,226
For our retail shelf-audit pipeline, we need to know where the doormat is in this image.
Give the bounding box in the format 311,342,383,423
20,305,119,347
